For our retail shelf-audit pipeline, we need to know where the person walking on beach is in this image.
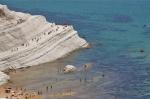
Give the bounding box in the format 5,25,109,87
46,86,48,92
38,91,40,95
80,78,82,83
50,85,53,90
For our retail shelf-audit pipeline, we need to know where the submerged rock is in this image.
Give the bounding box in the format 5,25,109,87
140,49,145,53
0,4,89,70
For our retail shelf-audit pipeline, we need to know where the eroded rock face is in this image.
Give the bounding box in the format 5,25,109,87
0,4,89,71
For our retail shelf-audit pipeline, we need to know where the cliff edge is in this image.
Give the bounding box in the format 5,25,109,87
0,4,89,84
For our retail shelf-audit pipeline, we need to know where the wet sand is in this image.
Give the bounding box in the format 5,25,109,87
1,55,85,99
0,84,76,99
1,52,106,99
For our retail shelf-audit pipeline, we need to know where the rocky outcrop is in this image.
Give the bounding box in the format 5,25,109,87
0,4,89,71
0,4,89,84
63,65,77,73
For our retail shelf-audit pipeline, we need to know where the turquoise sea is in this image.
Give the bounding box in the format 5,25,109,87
1,0,150,99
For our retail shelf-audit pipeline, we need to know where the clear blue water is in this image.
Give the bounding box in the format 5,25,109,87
1,0,150,99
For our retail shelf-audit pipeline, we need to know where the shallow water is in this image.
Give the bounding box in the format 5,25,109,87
6,54,108,99
1,0,150,99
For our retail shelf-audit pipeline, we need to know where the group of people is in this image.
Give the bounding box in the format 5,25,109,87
10,24,70,54
1,87,39,99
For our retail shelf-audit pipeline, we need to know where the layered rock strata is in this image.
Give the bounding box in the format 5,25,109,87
0,4,89,84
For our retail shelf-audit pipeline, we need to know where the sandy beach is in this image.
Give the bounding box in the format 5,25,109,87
0,56,85,99
0,57,100,99
0,84,76,99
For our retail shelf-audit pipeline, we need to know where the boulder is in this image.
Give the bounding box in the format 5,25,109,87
63,65,77,73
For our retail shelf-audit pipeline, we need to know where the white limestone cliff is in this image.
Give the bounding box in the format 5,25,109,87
0,4,89,84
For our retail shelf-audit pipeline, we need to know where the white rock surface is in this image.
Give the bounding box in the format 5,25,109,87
63,65,77,73
0,4,89,71
0,4,89,85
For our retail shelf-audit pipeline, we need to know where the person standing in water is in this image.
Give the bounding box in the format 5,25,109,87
46,86,48,92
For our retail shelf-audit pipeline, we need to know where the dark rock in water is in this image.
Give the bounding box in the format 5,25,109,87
143,24,147,28
102,74,105,77
140,49,144,53
112,14,133,23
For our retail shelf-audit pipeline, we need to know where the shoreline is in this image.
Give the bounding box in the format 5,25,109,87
0,53,81,99
0,4,90,99
0,46,86,85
